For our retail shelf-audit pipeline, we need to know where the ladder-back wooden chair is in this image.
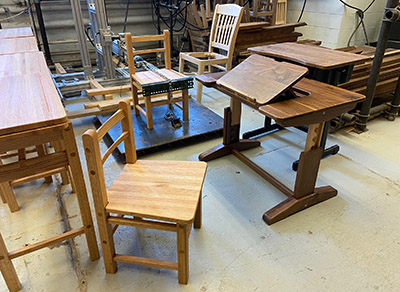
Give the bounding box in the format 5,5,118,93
82,99,207,284
179,4,244,103
126,30,189,130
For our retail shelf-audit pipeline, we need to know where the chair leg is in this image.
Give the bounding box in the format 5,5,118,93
0,232,21,292
144,96,153,129
179,54,184,73
35,145,53,183
197,64,205,103
132,85,139,116
67,166,76,193
0,189,6,204
194,193,202,229
0,183,19,212
182,89,189,121
52,142,69,185
177,224,189,284
98,216,118,274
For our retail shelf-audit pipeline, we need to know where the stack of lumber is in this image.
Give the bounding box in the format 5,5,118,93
234,22,306,65
338,45,400,97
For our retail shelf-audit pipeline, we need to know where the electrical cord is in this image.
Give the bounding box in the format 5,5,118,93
0,3,33,22
297,0,307,22
338,0,376,46
123,0,131,33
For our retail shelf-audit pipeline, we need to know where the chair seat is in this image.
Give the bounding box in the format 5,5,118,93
106,160,207,223
180,52,228,66
132,69,186,86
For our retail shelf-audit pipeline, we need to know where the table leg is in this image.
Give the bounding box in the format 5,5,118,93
62,122,99,261
199,98,260,161
263,122,337,225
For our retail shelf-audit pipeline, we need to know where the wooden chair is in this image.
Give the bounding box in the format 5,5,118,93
126,30,189,130
246,0,278,24
185,1,210,52
179,4,243,103
82,99,207,284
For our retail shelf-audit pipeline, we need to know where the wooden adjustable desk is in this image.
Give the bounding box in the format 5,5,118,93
197,55,365,225
246,43,370,169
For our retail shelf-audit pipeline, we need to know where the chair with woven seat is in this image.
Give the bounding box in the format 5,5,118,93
126,30,190,130
82,99,207,284
179,4,243,103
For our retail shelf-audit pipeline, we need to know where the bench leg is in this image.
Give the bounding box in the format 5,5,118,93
0,233,21,292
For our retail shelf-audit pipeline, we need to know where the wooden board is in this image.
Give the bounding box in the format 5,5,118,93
217,54,308,105
0,27,33,39
0,37,38,55
259,78,365,127
249,42,369,69
0,74,67,135
0,52,49,77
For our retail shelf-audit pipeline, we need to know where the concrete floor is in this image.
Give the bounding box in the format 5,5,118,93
1,84,400,292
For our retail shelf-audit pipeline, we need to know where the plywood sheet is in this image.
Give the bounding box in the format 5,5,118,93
0,27,33,39
0,37,38,55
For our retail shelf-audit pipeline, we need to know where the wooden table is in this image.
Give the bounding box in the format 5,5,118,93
0,33,99,292
0,27,33,39
197,55,365,225
0,37,38,55
246,42,370,169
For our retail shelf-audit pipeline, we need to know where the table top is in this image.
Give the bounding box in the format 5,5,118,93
259,78,365,127
0,74,67,136
0,37,38,55
248,42,370,70
0,27,33,39
217,54,308,106
0,52,48,77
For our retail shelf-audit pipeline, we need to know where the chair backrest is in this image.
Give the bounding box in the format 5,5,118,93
82,99,136,208
208,4,244,58
253,0,278,24
125,30,171,76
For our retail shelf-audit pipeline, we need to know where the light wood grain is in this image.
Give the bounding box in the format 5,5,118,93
0,37,38,55
217,54,308,105
106,160,206,223
0,52,48,77
0,74,67,136
249,42,369,69
0,27,33,39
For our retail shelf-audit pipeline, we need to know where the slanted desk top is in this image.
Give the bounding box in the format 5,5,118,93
0,74,67,136
217,54,308,106
0,36,38,55
0,52,49,77
0,27,33,39
248,42,369,70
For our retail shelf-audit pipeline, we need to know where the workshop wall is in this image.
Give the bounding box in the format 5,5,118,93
287,0,387,49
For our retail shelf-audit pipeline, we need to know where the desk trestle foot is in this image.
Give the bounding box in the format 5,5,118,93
263,186,337,225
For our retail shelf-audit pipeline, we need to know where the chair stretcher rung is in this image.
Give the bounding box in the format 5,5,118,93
114,254,178,270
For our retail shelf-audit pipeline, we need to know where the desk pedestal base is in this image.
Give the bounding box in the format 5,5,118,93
199,106,338,225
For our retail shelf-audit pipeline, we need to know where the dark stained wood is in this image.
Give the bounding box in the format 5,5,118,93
195,72,226,87
217,54,308,106
249,42,369,70
259,78,366,127
263,186,337,225
293,147,323,198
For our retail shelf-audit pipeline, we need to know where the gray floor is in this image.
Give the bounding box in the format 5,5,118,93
1,84,400,292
